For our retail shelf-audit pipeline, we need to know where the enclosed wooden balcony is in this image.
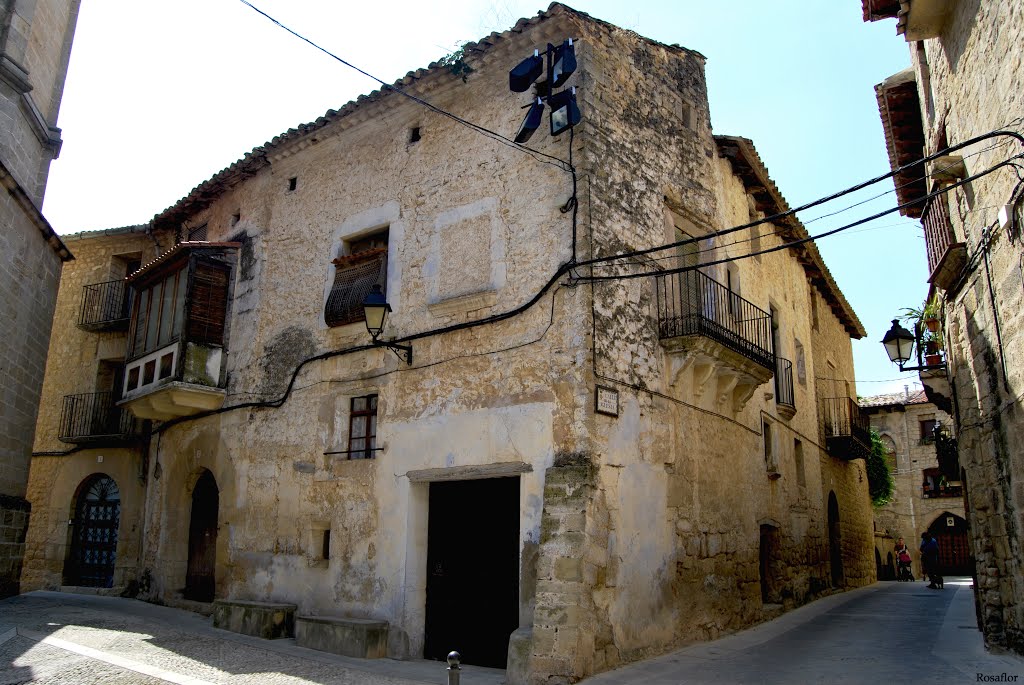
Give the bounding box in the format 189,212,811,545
820,397,872,461
656,270,775,415
59,391,139,444
77,280,131,332
922,195,966,291
119,242,238,421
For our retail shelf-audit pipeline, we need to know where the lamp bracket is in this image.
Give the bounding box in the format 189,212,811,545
374,340,413,365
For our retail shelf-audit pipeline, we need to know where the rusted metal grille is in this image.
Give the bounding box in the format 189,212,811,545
78,280,130,330
325,249,387,327
59,392,138,443
655,270,774,371
775,357,795,409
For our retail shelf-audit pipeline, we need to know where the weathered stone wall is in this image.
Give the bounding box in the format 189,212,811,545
21,229,158,593
904,0,1024,653
0,0,79,203
0,169,64,597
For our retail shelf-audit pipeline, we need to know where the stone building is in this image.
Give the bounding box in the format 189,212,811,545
0,0,77,597
862,0,1024,654
861,388,966,580
24,4,875,682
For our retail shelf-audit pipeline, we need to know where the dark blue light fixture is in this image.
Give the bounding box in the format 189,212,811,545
548,39,576,89
515,97,545,144
509,50,544,92
548,87,581,136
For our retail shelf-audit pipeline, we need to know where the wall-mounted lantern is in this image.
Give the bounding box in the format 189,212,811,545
363,284,412,364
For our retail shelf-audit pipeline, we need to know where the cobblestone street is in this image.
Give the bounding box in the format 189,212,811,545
0,592,504,685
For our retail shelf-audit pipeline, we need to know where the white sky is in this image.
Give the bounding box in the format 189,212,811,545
42,0,931,397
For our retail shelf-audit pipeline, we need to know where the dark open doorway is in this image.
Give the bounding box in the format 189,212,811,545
759,524,781,604
828,491,844,588
65,474,120,587
928,512,971,575
424,477,520,669
184,469,219,601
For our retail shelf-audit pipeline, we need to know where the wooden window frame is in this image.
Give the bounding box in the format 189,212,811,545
347,394,378,460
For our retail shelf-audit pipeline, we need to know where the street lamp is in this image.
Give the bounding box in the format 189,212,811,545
362,285,412,364
881,318,942,372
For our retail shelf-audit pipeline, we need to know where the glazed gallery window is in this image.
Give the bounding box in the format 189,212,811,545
348,394,378,459
324,229,389,327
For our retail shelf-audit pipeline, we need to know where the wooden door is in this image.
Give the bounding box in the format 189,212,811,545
184,470,219,601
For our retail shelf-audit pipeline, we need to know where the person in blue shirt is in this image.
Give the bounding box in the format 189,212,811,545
920,532,943,589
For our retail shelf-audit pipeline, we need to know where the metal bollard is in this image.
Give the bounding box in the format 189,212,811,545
446,650,461,685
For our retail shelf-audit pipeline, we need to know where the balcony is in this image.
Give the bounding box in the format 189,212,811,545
819,397,871,461
922,195,966,291
656,270,775,415
119,242,237,421
77,280,130,332
775,357,795,418
59,392,139,444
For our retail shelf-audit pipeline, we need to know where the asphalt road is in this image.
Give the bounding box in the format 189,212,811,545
581,577,1024,684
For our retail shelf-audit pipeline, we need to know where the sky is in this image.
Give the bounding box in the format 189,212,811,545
41,0,931,398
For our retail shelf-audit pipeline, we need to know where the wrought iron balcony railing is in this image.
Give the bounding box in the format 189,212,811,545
820,397,871,460
59,392,139,444
78,280,130,331
775,357,795,410
655,270,774,371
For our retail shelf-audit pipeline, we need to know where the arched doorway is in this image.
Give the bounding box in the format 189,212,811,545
828,491,843,587
66,474,120,588
928,512,971,575
184,470,219,601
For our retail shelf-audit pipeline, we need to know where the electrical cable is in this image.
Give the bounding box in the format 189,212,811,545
570,129,1024,272
574,152,1024,282
153,125,1024,434
237,0,573,173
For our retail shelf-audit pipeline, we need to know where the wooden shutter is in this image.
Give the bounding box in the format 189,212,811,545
187,260,230,345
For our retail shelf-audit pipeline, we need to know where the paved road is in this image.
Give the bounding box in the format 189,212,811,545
581,577,1024,684
0,591,503,685
2,581,1022,684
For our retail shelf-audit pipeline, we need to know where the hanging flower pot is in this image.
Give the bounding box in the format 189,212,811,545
923,316,940,333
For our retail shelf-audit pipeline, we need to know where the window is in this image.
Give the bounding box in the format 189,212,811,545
763,420,778,475
726,264,740,317
794,439,806,487
810,285,820,331
795,340,806,385
321,529,331,560
348,394,378,459
919,418,938,443
130,268,187,358
324,229,389,327
288,177,297,191
187,224,208,242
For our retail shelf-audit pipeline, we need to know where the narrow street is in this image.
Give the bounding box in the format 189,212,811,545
581,578,1024,684
2,581,1023,684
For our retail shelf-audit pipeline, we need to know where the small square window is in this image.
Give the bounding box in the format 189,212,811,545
187,224,208,242
410,126,421,143
348,394,378,459
288,177,297,192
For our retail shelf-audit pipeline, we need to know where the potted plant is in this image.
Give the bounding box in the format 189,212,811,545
922,295,941,333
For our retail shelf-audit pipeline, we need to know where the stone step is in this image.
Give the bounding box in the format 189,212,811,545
295,615,389,659
212,599,296,639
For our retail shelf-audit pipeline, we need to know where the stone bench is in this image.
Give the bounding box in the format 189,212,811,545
212,599,296,640
295,615,389,658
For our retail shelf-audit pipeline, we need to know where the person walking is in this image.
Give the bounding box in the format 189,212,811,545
894,537,913,581
920,532,943,589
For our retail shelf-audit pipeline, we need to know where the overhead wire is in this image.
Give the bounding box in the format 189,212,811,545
575,149,1024,282
237,0,573,173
